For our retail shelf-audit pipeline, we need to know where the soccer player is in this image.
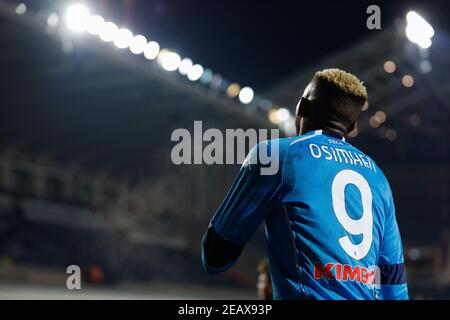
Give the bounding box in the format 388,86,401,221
201,69,408,300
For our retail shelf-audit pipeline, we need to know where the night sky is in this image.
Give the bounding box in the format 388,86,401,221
26,0,450,91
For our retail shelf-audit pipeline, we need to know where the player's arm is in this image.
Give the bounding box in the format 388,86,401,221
201,141,281,274
376,187,409,300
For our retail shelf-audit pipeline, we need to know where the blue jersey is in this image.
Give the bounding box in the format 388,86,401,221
202,130,408,300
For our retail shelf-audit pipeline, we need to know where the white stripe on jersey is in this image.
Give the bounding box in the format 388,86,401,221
290,130,323,146
290,130,345,146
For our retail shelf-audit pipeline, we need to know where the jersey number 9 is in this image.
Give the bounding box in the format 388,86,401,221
331,169,373,260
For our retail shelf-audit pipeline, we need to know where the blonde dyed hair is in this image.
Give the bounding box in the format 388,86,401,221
315,68,367,100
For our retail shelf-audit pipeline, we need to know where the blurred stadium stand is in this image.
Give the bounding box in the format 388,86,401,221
0,1,266,296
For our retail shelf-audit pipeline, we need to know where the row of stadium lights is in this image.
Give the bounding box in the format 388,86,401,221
14,2,294,132
15,3,433,140
63,4,257,103
357,11,434,142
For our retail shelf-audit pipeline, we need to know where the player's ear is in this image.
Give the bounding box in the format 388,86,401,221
296,97,310,117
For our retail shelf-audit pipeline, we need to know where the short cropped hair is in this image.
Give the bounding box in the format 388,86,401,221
315,68,367,100
307,68,367,128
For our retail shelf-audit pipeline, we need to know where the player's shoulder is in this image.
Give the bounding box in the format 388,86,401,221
250,136,297,154
251,131,332,164
255,131,322,152
244,137,295,172
286,130,325,147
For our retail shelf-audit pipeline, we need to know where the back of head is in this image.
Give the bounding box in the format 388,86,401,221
298,68,368,135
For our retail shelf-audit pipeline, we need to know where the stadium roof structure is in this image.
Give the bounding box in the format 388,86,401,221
0,1,274,182
265,20,450,245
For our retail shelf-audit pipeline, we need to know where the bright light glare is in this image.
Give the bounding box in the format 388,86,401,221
374,111,387,123
144,41,160,60
239,87,254,104
85,15,105,35
416,37,432,49
226,83,241,98
130,35,147,54
179,58,193,75
160,52,181,71
113,28,133,49
369,116,381,128
200,69,213,84
406,11,434,38
383,61,396,73
157,49,169,63
268,109,279,124
15,3,26,15
187,64,204,81
210,74,223,89
276,108,291,122
405,11,434,48
402,74,415,87
65,3,90,33
99,21,118,42
47,13,59,27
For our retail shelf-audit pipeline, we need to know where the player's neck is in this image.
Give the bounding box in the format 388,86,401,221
321,126,346,138
299,122,346,138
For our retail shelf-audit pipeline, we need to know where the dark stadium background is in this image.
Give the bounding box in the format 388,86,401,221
0,0,448,299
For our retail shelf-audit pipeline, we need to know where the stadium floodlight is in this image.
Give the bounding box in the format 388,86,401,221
130,35,147,54
276,108,291,122
47,13,59,28
268,108,279,124
144,41,160,60
239,87,254,104
113,28,134,49
401,74,414,87
15,3,26,15
383,60,396,73
415,37,432,49
405,11,434,49
200,69,213,84
65,3,90,33
160,52,181,71
187,64,204,81
226,83,241,98
85,15,105,35
178,58,193,75
59,5,281,117
157,49,169,63
99,21,118,42
210,74,223,89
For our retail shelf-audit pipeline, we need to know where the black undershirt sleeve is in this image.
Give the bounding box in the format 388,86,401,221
202,227,244,269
